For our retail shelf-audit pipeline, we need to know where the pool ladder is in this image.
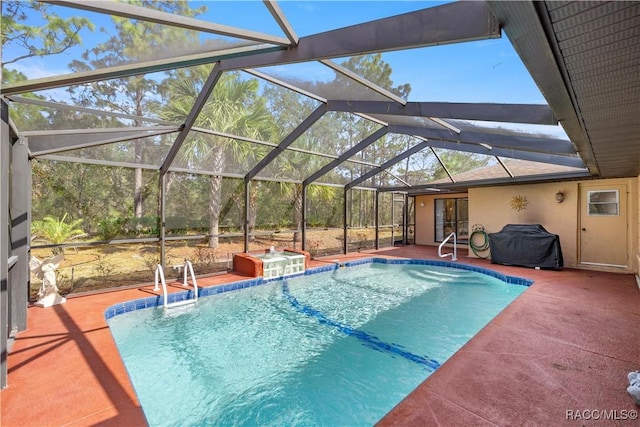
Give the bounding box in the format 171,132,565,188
438,232,458,261
154,261,199,308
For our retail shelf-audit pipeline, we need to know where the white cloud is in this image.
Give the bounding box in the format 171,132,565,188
9,59,71,80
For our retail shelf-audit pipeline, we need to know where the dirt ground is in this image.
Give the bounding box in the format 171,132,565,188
30,228,401,299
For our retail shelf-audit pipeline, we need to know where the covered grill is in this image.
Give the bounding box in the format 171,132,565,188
488,224,563,270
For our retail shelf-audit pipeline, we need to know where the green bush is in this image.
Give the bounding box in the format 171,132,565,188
32,214,85,254
97,216,128,241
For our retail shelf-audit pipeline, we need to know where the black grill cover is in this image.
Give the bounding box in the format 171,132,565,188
488,224,563,270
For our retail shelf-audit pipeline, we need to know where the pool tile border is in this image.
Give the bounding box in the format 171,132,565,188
104,258,533,320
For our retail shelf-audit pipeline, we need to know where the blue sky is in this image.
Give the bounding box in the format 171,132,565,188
3,1,563,136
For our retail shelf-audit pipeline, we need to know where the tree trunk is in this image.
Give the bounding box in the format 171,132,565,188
247,182,258,242
134,159,143,218
292,184,303,247
209,175,222,248
208,146,225,248
134,94,144,218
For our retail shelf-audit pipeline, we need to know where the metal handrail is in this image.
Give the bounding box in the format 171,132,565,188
182,260,198,305
438,232,457,261
154,261,198,308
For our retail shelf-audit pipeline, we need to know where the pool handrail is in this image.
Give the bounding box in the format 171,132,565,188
438,232,458,261
182,260,198,305
153,261,198,309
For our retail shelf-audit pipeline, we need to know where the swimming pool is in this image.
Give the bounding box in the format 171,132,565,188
107,259,531,426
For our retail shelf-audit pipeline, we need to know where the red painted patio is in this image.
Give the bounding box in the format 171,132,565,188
2,246,639,426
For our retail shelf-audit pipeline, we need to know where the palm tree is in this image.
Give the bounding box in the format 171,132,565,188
161,67,274,247
31,214,86,254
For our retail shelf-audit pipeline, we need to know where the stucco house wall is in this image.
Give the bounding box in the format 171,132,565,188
414,193,466,246
638,175,640,274
414,177,638,273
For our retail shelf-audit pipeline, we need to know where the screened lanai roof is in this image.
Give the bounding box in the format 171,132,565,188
3,1,638,193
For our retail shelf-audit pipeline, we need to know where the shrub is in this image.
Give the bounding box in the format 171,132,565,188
32,214,85,254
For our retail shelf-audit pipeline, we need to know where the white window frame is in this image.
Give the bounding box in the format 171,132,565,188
587,189,619,216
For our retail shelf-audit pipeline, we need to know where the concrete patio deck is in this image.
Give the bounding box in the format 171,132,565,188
2,246,639,426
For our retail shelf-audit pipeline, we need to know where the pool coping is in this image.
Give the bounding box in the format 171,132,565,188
104,257,533,320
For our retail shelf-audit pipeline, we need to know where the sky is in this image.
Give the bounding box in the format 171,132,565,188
2,0,565,137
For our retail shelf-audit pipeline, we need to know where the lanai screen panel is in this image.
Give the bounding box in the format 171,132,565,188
445,119,571,141
248,180,298,252
164,173,245,237
254,62,396,103
7,96,169,132
0,2,273,78
314,160,378,187
131,0,286,37
37,133,176,168
162,69,273,141
289,111,384,157
31,160,159,239
502,158,588,177
348,188,377,228
333,37,545,104
249,71,324,139
171,131,270,176
348,133,421,187
305,184,344,257
351,133,415,167
279,1,430,37
255,149,334,182
347,188,377,252
363,145,448,187
306,184,343,229
377,191,397,248
370,113,456,132
433,148,500,181
172,69,324,170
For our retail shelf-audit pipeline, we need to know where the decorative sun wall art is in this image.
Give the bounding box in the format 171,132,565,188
510,194,529,211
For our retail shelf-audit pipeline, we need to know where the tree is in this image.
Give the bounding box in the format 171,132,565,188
160,67,275,247
427,151,491,181
338,54,412,189
259,54,414,243
1,68,50,130
66,0,205,219
1,1,94,67
1,1,94,130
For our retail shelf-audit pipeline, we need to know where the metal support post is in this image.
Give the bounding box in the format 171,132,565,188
375,191,379,250
343,188,348,255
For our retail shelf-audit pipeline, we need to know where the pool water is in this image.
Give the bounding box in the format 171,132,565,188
108,263,527,426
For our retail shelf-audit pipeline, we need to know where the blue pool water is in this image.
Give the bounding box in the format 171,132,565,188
107,261,529,426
